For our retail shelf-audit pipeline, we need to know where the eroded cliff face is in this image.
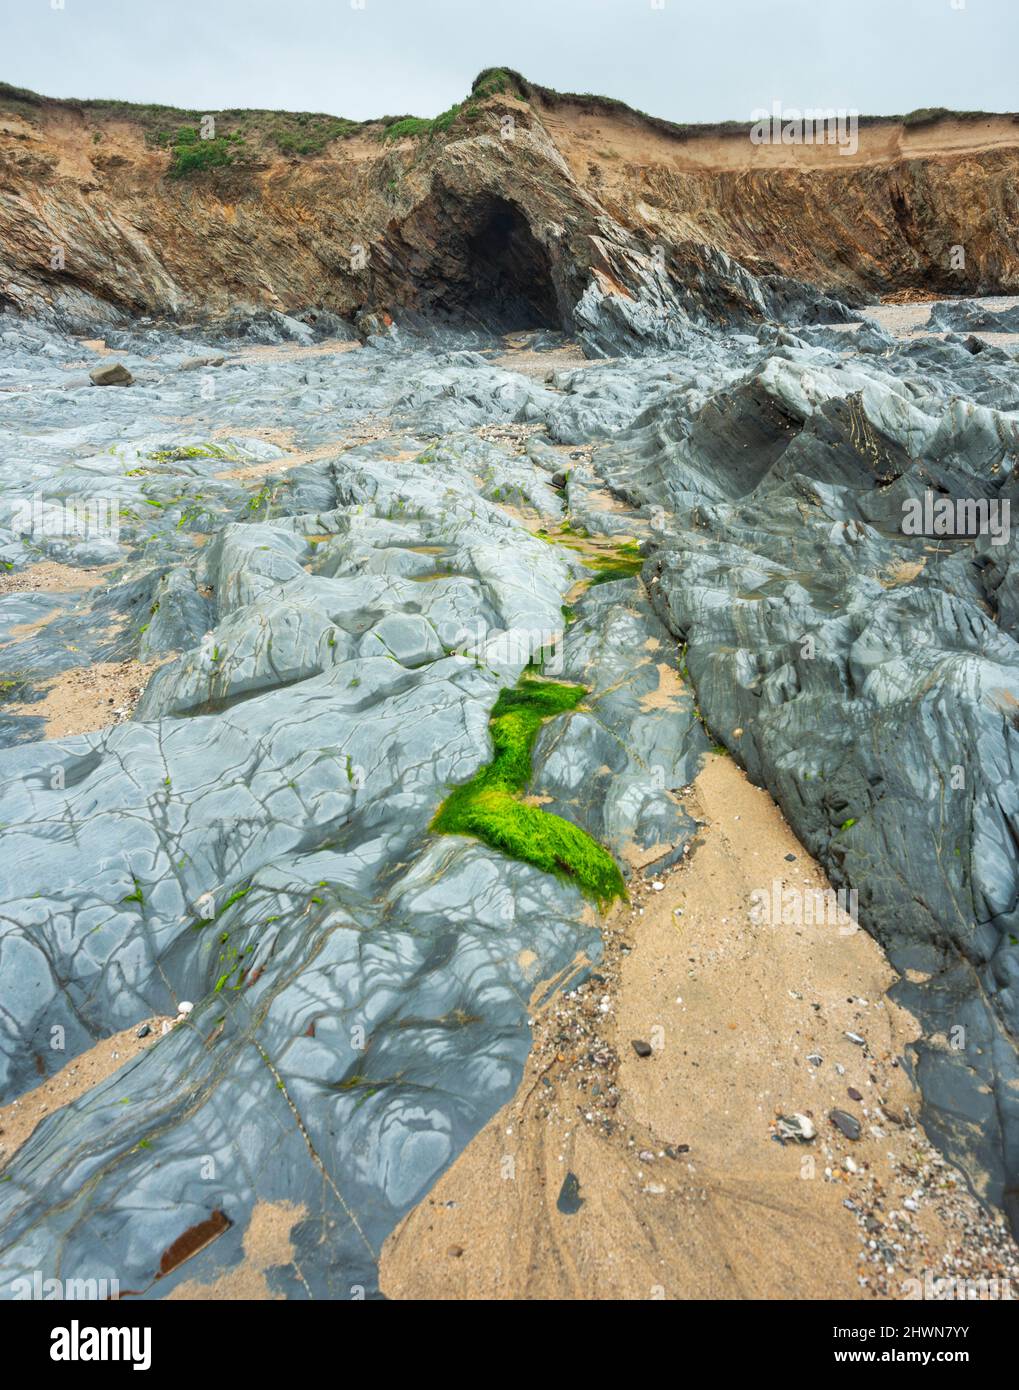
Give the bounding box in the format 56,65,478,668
0,77,1017,338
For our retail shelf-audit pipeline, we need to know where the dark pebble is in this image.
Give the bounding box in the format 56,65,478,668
631,1039,653,1058
557,1171,584,1215
829,1108,862,1141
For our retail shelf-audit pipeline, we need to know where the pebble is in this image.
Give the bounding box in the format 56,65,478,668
556,1171,584,1215
829,1108,862,1141
775,1112,816,1143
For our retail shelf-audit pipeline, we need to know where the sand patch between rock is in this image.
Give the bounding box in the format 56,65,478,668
0,1016,171,1169
380,753,1018,1300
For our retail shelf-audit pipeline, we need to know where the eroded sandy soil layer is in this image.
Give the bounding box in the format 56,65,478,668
2,71,1017,338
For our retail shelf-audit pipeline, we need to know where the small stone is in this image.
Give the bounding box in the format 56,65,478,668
631,1039,652,1058
829,1109,862,1141
136,1024,151,1039
784,853,797,862
775,1113,816,1143
847,1086,863,1101
177,1000,194,1016
845,1032,866,1046
447,1244,464,1258
556,1171,584,1215
179,355,225,370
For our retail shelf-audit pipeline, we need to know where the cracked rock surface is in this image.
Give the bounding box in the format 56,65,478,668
0,316,704,1296
1,280,1019,1295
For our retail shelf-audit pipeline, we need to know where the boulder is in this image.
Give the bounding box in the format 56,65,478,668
88,361,133,386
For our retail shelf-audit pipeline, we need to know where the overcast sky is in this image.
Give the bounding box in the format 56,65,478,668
4,0,1015,123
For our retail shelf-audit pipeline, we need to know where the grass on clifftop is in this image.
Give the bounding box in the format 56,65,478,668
379,68,517,142
0,73,1010,158
432,676,626,907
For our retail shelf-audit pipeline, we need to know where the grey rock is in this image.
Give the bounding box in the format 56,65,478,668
829,1109,862,1141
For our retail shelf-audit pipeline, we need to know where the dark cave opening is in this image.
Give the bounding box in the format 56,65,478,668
402,194,563,333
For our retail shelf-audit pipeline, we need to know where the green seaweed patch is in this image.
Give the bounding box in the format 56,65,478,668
147,444,229,464
582,540,644,586
432,676,625,906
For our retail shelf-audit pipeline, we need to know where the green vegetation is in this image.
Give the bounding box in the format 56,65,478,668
380,69,514,143
247,482,276,517
271,113,358,155
432,676,626,906
900,107,992,127
190,881,251,931
582,539,644,585
164,125,241,177
121,877,145,906
381,104,476,142
0,672,31,700
147,444,229,464
470,68,519,100
0,73,1007,169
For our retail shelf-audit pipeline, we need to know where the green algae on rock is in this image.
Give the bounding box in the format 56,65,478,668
432,676,626,906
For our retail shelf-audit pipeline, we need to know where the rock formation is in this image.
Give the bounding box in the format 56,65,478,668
2,69,1016,344
0,69,1018,1298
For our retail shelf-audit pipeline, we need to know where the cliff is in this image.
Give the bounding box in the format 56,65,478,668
1,67,1017,337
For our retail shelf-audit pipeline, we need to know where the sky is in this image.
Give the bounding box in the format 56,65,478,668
4,0,1016,124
